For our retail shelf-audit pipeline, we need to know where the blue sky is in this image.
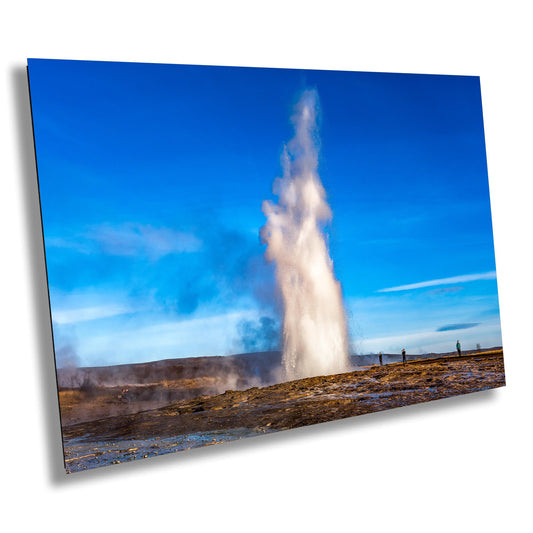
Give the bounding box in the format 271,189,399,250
28,59,502,366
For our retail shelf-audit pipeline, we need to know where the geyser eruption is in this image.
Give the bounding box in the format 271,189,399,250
261,89,350,380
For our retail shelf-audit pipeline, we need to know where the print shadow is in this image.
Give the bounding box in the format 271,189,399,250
11,65,66,484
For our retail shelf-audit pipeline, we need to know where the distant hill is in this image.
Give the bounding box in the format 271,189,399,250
57,351,283,389
57,346,503,389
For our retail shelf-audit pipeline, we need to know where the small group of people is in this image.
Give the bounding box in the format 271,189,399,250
376,350,406,365
376,340,463,366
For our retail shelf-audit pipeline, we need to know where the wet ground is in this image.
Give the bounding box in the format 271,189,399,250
64,428,269,472
62,350,505,473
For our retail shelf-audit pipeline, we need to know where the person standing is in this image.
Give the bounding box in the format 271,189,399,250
456,340,462,356
378,352,383,366
402,348,406,364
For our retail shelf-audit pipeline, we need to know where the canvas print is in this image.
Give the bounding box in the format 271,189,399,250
28,59,505,473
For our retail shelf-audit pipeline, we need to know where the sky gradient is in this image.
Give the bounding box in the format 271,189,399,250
28,59,502,367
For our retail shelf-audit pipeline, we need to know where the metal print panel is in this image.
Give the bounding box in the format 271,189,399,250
27,59,505,473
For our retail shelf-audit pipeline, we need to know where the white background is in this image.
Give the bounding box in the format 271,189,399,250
1,2,531,531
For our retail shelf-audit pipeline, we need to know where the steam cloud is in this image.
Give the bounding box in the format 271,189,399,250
261,89,351,380
237,316,280,352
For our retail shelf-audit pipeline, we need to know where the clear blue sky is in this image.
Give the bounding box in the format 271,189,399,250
28,59,502,366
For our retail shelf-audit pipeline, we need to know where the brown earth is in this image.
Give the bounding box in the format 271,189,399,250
57,351,282,426
62,350,505,447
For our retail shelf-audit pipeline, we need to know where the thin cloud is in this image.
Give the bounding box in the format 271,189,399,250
46,236,93,254
89,224,202,259
377,271,497,293
436,322,480,332
427,286,464,295
47,223,202,260
52,304,135,324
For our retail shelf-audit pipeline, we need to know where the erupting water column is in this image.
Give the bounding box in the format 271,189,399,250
261,90,350,380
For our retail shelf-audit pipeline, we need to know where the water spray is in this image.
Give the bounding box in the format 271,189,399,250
261,89,350,380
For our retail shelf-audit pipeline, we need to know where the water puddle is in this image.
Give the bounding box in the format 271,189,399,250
64,427,272,474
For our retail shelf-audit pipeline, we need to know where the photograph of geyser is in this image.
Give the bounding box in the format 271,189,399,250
28,59,505,473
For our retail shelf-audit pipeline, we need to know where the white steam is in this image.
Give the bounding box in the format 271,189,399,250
261,89,350,380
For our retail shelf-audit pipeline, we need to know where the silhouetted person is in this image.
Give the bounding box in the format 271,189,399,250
402,348,406,364
378,352,383,366
456,340,461,356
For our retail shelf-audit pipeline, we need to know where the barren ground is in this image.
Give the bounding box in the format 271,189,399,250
61,350,505,473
